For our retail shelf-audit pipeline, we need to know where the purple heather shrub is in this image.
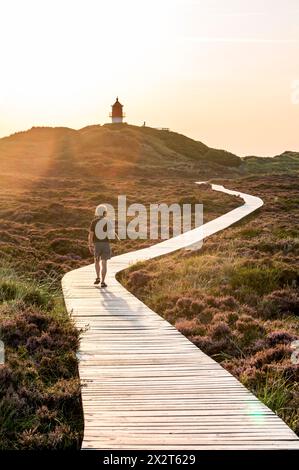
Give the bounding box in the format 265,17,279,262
209,321,232,340
204,295,220,308
211,312,228,323
282,365,299,382
193,334,240,358
190,299,205,314
175,318,206,336
164,307,177,321
176,297,192,313
266,330,298,347
36,405,58,423
226,311,239,324
218,295,239,309
261,289,299,319
198,307,214,324
249,345,291,369
235,315,266,343
128,269,153,289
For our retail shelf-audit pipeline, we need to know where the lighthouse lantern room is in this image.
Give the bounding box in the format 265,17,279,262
110,97,125,123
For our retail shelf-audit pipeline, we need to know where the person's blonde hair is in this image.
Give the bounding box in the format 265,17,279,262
95,204,107,217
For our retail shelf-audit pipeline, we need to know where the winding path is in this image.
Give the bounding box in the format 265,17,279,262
62,183,299,449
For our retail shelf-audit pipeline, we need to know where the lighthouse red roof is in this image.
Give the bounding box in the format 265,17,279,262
111,97,123,118
109,97,126,122
112,97,123,107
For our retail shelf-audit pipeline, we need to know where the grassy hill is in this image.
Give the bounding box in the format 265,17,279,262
0,124,242,187
244,151,299,174
2,124,298,191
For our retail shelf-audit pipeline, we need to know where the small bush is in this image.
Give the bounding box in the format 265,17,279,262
175,318,206,336
260,289,299,319
0,280,18,302
190,299,205,314
127,269,153,289
176,297,192,314
22,286,53,310
249,345,291,369
235,315,265,347
229,266,281,296
198,308,214,324
209,321,232,340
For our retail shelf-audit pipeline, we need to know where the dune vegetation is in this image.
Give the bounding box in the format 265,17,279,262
244,151,299,174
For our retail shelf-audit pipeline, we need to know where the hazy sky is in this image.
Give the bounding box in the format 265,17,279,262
0,0,298,156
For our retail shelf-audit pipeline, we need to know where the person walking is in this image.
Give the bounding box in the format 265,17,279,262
88,204,119,287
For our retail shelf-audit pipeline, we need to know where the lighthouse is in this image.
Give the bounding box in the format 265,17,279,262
109,97,125,123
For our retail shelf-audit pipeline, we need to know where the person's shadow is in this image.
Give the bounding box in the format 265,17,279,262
93,286,152,329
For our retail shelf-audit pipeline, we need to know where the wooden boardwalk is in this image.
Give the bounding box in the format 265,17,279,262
62,184,299,449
